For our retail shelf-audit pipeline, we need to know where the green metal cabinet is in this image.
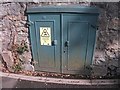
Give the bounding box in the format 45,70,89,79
26,6,99,75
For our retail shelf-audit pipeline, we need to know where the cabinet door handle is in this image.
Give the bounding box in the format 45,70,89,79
52,40,57,46
65,41,69,47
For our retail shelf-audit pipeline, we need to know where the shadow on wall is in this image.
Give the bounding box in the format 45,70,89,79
90,2,119,76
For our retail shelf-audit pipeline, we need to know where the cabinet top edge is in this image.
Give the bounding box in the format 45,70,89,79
26,5,99,14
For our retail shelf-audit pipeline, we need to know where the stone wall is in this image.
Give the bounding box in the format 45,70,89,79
0,2,119,76
91,2,119,76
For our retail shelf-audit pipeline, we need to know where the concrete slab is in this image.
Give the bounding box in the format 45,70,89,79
0,72,119,88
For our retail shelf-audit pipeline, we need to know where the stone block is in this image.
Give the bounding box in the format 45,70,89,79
7,3,21,15
0,38,2,53
92,65,107,76
23,63,34,71
93,50,106,65
1,50,14,70
0,4,7,17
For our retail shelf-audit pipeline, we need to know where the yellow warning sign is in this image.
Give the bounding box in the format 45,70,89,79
40,27,51,46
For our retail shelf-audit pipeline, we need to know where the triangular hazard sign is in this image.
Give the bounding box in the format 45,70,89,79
41,28,49,37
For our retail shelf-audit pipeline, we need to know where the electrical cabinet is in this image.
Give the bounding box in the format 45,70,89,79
26,6,99,75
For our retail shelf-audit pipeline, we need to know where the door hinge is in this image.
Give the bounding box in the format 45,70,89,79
91,25,99,30
26,21,33,27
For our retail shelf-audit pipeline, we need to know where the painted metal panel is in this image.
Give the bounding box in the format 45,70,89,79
27,15,39,70
62,14,89,74
26,5,99,14
85,16,98,75
30,14,61,72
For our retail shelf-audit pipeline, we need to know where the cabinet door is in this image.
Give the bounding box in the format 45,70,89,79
34,14,60,72
62,14,89,74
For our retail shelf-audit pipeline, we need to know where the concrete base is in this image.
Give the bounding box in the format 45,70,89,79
0,72,119,88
